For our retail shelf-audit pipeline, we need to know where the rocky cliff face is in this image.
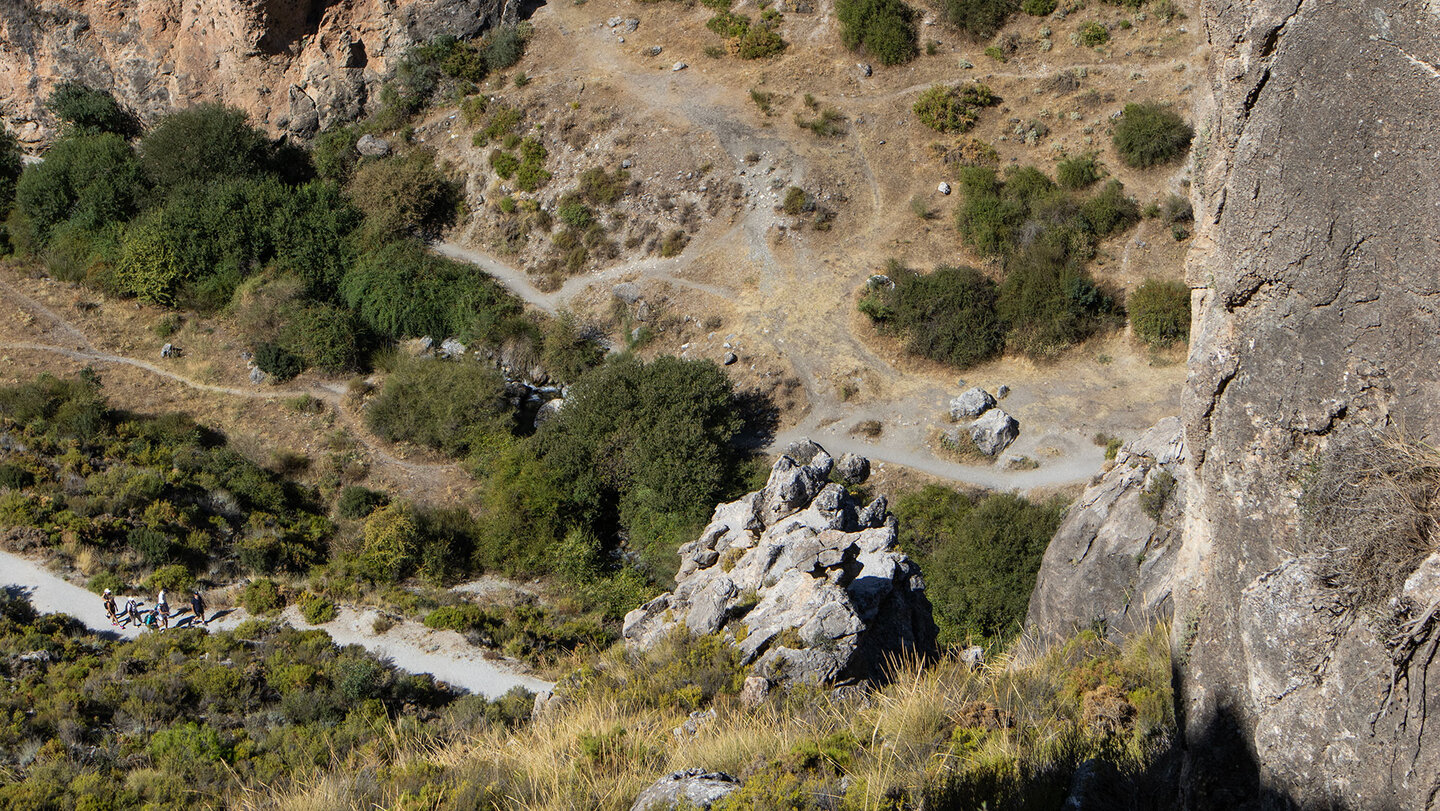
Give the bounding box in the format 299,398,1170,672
623,440,938,688
0,0,508,144
1174,0,1440,806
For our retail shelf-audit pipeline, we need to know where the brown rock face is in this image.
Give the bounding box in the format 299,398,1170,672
0,0,508,144
1177,0,1440,807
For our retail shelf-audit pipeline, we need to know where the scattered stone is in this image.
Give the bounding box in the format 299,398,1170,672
960,645,985,669
672,708,717,739
625,17,639,31
958,59,974,68
160,343,174,358
249,367,267,385
635,300,652,322
531,690,563,722
630,769,741,811
968,408,1019,456
533,398,564,430
858,63,872,77
836,452,871,485
739,675,771,708
723,352,738,365
440,337,467,357
617,36,625,42
996,384,1010,399
355,134,391,157
613,282,643,303
622,158,633,169
672,61,687,71
937,181,951,195
949,386,996,420
648,46,663,56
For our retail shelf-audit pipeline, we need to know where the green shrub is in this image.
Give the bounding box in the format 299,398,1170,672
578,167,630,206
997,242,1117,356
365,358,511,457
0,128,20,210
859,263,1004,369
1076,21,1109,47
489,149,520,178
1128,278,1190,347
299,592,339,624
142,564,195,594
484,24,529,70
1056,153,1101,189
15,132,145,243
940,0,1014,38
338,486,390,519
140,103,272,192
913,83,998,133
782,186,810,215
424,603,488,631
1021,0,1056,15
45,82,135,136
541,312,607,383
708,10,753,37
311,125,360,184
339,239,523,342
348,148,461,240
895,485,1066,644
836,0,919,65
1140,469,1176,522
254,342,304,382
114,216,185,305
0,462,34,490
281,304,364,374
557,196,595,229
734,24,789,59
242,578,284,615
358,502,419,583
1112,103,1193,168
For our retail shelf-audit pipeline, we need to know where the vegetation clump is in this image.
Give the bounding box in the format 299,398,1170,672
1112,102,1194,168
940,0,1015,38
1128,279,1190,347
859,262,1004,368
836,0,920,65
912,83,999,133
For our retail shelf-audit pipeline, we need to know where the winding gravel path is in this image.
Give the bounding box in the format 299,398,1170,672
0,550,554,698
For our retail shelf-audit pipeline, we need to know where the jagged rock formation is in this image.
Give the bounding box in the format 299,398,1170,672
623,440,938,686
1027,417,1185,640
0,0,511,144
1172,0,1440,806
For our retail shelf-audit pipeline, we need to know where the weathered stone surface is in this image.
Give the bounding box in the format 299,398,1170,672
1171,0,1440,806
630,768,740,811
968,408,1018,456
835,452,870,485
1027,418,1185,639
949,386,995,420
0,0,511,143
356,134,392,157
623,443,937,686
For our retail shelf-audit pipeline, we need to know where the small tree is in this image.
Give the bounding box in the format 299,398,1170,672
360,502,419,583
1128,278,1190,347
349,149,460,240
1112,103,1194,168
115,217,185,304
140,103,271,191
0,129,19,212
1056,153,1101,189
45,82,134,136
940,0,1015,39
836,0,919,65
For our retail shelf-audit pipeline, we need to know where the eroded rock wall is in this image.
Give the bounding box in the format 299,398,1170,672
0,0,507,144
1178,0,1440,806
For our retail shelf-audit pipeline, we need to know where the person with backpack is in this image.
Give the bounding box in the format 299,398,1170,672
124,595,141,627
156,589,170,630
143,608,158,630
189,589,207,626
102,589,118,626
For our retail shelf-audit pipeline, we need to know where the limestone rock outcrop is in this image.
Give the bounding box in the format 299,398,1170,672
1172,0,1440,806
629,769,739,811
1026,417,1185,640
0,0,512,144
623,440,938,686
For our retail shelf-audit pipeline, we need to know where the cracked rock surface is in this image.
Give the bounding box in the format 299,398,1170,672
623,440,937,686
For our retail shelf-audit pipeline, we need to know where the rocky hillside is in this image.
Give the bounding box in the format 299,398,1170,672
0,0,508,144
1175,0,1440,805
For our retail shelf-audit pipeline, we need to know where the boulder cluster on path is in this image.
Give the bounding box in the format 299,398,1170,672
622,440,938,690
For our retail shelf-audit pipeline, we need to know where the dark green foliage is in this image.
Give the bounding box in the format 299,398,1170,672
1112,102,1194,168
1056,153,1101,189
540,313,606,384
44,82,136,136
339,239,524,342
735,23,788,58
299,592,338,623
0,128,20,211
782,186,810,215
557,195,595,229
913,83,998,132
1076,21,1109,47
859,263,1004,369
254,342,304,381
484,25,529,70
16,133,145,242
1140,469,1176,521
242,578,284,614
280,303,365,373
708,11,752,37
836,0,919,65
365,359,511,457
1021,0,1056,14
894,485,1066,644
578,167,631,206
954,165,1136,260
0,597,467,808
310,125,361,184
940,0,1015,38
337,485,390,519
997,242,1118,355
347,148,460,241
1128,278,1190,347
139,103,273,192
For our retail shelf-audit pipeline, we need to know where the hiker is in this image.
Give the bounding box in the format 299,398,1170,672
102,589,118,626
189,589,207,626
124,595,141,627
143,608,158,630
156,589,170,630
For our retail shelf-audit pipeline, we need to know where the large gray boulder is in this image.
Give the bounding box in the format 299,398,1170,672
968,408,1018,456
836,452,870,485
630,769,740,811
356,134,392,157
623,444,937,686
1027,417,1185,639
949,387,996,420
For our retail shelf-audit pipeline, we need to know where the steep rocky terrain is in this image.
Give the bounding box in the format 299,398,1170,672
1175,0,1440,806
0,0,508,143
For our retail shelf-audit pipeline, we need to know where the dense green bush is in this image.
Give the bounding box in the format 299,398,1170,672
45,82,135,136
139,103,273,192
310,125,361,184
997,242,1118,355
365,358,511,457
540,312,607,384
836,0,919,65
954,165,1137,260
242,578,284,614
912,83,998,132
337,485,390,519
1128,278,1190,347
1056,153,1101,188
734,24,789,59
339,239,524,342
859,262,1004,368
484,24,530,70
255,342,304,381
347,149,460,241
16,133,145,243
1021,0,1056,14
894,484,1066,644
940,0,1015,38
1076,21,1109,47
0,128,20,211
1112,102,1194,168
299,592,339,623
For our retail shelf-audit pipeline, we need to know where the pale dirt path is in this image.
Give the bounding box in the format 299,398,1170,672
0,549,553,697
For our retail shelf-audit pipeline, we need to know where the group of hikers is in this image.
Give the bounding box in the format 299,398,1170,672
101,587,207,631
